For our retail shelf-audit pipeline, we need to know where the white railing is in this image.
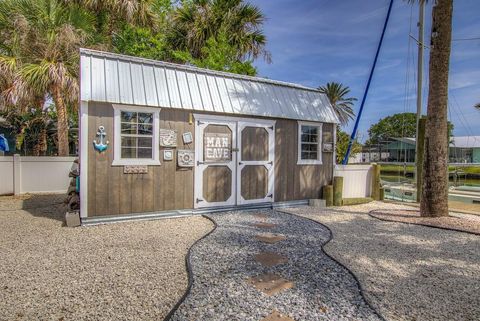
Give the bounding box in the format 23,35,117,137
0,155,76,195
334,164,374,198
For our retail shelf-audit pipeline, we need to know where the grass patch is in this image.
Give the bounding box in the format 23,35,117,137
379,164,480,176
342,197,374,206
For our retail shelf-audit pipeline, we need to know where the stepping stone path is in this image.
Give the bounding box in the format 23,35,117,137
253,222,277,229
261,311,296,321
254,252,288,267
247,273,294,296
255,233,287,244
168,210,383,321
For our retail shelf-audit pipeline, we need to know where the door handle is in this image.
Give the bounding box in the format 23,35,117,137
239,162,243,165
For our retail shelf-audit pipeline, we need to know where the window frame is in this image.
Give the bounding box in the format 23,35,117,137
112,105,161,166
297,121,323,165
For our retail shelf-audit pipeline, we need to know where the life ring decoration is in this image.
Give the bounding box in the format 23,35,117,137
93,126,109,152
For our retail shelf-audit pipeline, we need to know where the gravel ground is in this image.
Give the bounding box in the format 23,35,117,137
283,202,480,321
0,194,213,321
370,209,480,235
170,209,383,321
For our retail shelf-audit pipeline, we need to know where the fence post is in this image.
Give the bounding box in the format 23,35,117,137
13,154,21,195
371,163,381,200
323,185,334,207
333,176,343,206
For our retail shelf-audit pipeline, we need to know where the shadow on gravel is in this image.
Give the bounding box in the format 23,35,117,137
21,194,67,222
288,208,480,321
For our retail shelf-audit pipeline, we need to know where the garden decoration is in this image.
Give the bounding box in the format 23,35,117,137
93,126,109,152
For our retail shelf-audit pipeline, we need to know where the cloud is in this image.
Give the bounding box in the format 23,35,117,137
253,0,480,137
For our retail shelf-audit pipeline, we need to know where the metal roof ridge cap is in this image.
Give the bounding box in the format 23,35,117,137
79,48,321,92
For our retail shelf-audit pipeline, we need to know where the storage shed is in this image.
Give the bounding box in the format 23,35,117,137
79,49,339,224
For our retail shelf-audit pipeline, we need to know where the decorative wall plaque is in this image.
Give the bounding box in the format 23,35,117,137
93,126,109,152
123,165,148,174
204,132,231,162
177,150,195,167
163,149,174,161
323,142,333,152
182,132,193,144
160,129,177,147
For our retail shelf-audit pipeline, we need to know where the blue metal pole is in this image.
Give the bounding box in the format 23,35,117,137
342,0,395,165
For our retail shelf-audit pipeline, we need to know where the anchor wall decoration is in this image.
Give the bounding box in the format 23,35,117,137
93,126,109,152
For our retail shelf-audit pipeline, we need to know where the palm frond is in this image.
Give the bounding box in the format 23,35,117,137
318,82,357,126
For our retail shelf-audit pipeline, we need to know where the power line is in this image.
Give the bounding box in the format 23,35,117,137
452,37,480,41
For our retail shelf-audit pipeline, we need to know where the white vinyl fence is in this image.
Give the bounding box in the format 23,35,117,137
0,155,76,195
334,164,374,198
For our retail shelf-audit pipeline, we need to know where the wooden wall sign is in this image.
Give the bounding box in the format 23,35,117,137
124,165,148,174
178,150,195,167
323,142,333,152
160,129,177,147
204,132,231,162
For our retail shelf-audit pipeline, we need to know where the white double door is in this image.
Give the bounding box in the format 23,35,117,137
194,116,275,208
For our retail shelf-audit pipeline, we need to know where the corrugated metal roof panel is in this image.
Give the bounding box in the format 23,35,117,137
153,67,170,107
117,60,133,104
80,48,339,123
165,68,181,108
142,65,158,106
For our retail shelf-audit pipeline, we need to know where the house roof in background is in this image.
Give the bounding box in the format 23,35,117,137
391,136,480,148
79,48,339,123
450,136,480,148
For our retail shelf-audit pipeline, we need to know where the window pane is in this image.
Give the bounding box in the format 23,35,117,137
121,111,137,123
301,151,318,160
121,136,137,147
138,113,153,124
138,148,152,159
138,137,152,148
138,124,153,135
301,134,318,143
301,143,318,152
301,125,318,135
121,123,137,134
121,147,137,158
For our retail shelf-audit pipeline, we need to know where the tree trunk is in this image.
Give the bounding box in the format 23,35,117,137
38,127,47,155
420,0,453,217
51,85,69,156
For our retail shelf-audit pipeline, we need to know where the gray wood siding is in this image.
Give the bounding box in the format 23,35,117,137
87,102,194,217
274,120,334,202
86,103,333,216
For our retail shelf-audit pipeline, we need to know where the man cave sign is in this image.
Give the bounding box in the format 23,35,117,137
204,132,231,162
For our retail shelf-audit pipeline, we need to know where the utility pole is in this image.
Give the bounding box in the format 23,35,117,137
415,1,425,202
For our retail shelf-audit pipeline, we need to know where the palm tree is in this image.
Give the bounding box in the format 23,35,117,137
0,0,95,155
318,82,357,126
169,0,269,62
66,0,159,47
408,0,453,217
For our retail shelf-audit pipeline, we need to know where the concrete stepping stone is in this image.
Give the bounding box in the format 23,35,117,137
253,222,277,229
260,311,295,321
247,273,294,296
255,233,286,244
254,251,288,267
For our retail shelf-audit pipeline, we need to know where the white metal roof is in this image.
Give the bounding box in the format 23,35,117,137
80,48,339,123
